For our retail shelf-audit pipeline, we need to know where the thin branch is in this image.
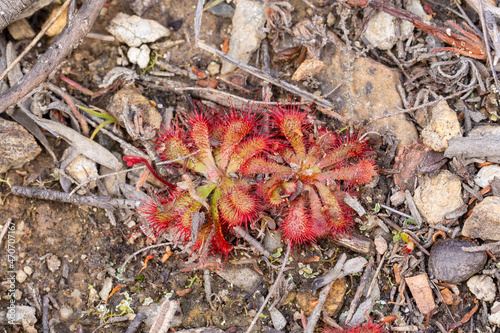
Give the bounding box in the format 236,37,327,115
12,186,140,210
197,41,348,122
233,226,272,258
0,0,107,114
345,257,374,323
245,242,292,333
304,253,347,333
478,0,500,93
366,252,388,298
0,0,73,84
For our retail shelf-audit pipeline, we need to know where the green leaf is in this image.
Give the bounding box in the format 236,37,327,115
77,105,116,121
400,232,409,243
197,184,217,199
89,118,115,141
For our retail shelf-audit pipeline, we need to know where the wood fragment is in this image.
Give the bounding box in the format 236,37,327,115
125,311,147,333
366,252,387,298
333,233,375,255
149,298,180,333
42,295,49,333
445,135,500,161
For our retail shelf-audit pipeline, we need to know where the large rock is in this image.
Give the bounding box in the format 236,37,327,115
413,170,464,225
463,196,500,241
221,0,266,74
0,118,41,173
318,34,418,148
107,13,170,47
421,100,462,152
429,238,487,284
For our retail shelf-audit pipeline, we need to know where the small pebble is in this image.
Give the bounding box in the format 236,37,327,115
60,306,74,321
428,238,487,284
207,62,220,76
47,254,61,273
467,275,496,302
489,301,500,325
23,266,33,276
14,289,22,300
16,270,28,283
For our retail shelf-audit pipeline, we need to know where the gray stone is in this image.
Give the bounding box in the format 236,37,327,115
0,118,41,173
207,62,221,76
463,196,500,241
23,266,33,276
413,170,464,225
429,238,487,284
263,230,283,254
269,307,287,330
4,306,37,333
207,1,235,18
107,13,170,47
216,265,261,292
221,0,266,74
421,100,462,152
363,11,413,50
363,0,430,51
69,289,83,309
467,275,496,302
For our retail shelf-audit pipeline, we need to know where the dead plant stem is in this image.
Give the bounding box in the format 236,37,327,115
304,253,347,333
366,252,388,299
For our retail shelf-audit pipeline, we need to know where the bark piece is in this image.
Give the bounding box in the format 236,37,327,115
405,273,436,315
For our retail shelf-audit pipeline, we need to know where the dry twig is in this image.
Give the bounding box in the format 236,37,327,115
304,253,347,333
245,243,292,333
12,186,140,210
0,0,107,113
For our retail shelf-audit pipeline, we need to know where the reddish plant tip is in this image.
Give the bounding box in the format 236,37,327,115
123,155,176,190
324,319,387,333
